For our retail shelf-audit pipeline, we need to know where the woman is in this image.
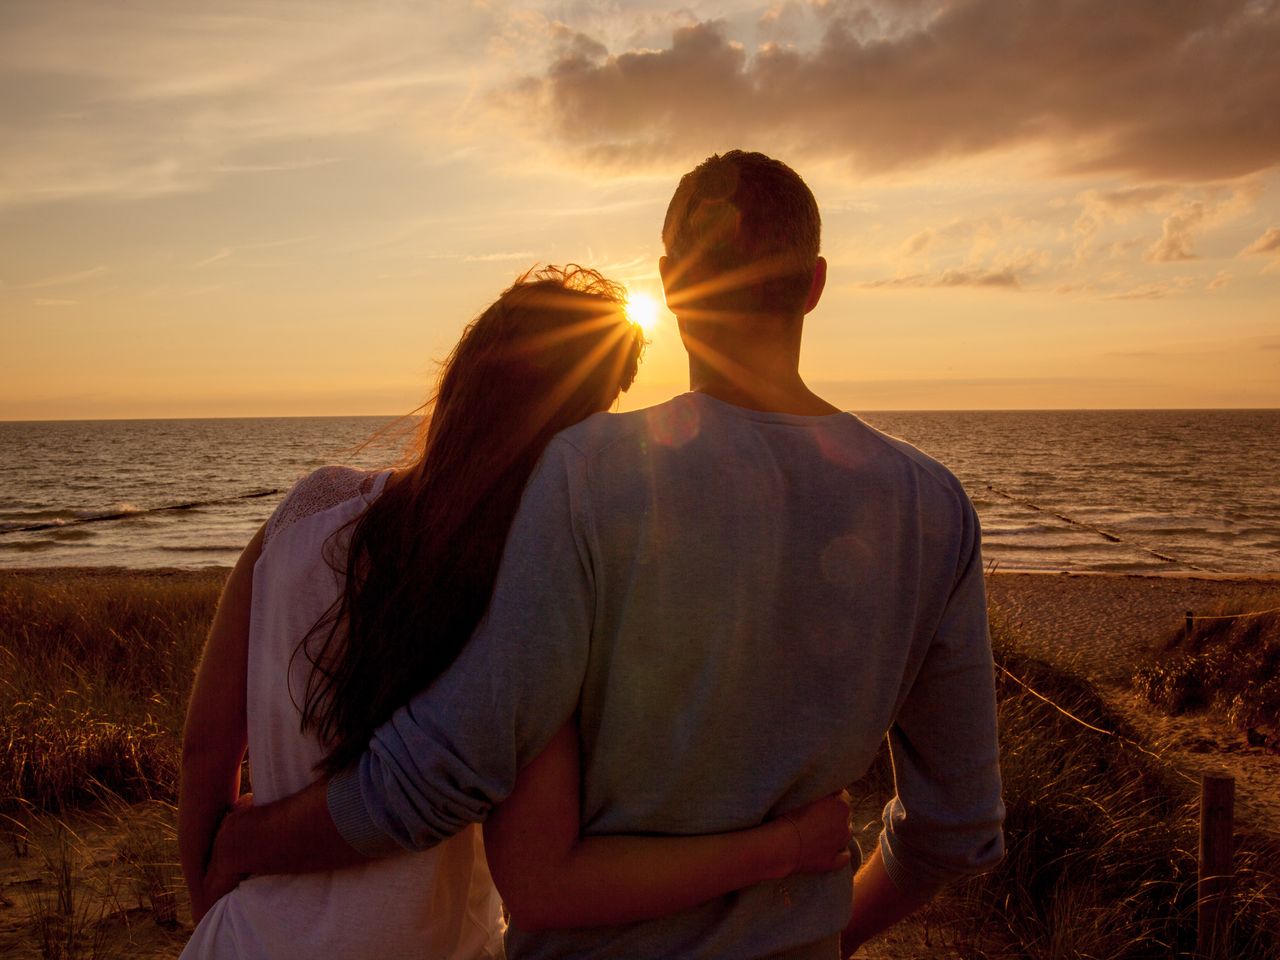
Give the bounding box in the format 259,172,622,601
178,266,852,958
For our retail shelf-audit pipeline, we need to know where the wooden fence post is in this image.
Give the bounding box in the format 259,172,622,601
1198,774,1235,959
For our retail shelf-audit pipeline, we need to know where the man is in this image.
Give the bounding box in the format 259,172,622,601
209,151,1004,957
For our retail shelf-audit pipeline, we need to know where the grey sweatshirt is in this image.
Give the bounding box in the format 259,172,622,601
328,392,1005,959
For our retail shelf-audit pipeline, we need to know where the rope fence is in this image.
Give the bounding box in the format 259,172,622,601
1187,605,1280,621
995,656,1244,957
993,660,1201,786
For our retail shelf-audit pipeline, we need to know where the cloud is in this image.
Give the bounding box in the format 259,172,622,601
462,251,536,262
1073,182,1260,264
22,266,108,289
1103,277,1196,300
1241,227,1280,256
936,267,1020,288
1146,202,1207,261
522,1,1280,180
1105,332,1280,357
0,1,499,207
193,248,231,268
863,267,1020,289
1207,270,1234,290
900,229,934,256
866,245,1045,290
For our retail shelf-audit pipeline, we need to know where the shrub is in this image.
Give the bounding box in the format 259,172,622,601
1134,598,1280,738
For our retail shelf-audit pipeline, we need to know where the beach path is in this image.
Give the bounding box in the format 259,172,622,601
985,571,1280,838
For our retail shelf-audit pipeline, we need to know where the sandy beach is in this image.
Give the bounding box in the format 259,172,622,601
987,570,1280,838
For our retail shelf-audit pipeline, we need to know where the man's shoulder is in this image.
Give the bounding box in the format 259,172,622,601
848,417,971,505
552,395,695,460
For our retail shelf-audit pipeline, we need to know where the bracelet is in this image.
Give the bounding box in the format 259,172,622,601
781,812,804,874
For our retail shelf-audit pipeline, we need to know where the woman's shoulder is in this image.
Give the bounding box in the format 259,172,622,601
262,466,388,552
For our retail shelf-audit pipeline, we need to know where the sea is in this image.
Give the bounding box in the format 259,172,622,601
1,410,1277,575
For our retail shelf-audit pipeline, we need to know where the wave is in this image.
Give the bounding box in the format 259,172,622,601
49,528,97,542
0,489,282,535
76,502,142,519
0,539,57,552
0,510,78,531
156,544,248,554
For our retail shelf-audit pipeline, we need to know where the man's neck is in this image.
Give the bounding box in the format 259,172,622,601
688,363,840,417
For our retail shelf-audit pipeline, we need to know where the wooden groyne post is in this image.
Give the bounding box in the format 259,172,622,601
1197,773,1235,959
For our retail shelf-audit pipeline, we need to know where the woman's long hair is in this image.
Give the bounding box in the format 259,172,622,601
300,265,644,775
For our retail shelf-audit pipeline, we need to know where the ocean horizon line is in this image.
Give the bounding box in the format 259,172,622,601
4,405,1280,425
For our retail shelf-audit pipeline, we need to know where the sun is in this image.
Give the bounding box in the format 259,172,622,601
625,291,661,336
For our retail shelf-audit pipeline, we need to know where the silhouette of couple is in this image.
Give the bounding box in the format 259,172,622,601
178,151,1004,960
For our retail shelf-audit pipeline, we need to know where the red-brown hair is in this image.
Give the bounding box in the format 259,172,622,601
300,265,644,774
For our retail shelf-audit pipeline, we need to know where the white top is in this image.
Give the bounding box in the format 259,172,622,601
182,466,505,960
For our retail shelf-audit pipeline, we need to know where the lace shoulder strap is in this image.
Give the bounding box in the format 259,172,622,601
263,465,374,551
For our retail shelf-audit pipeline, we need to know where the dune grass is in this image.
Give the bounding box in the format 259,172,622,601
1133,592,1280,742
1,570,1277,958
0,570,223,813
918,630,1280,959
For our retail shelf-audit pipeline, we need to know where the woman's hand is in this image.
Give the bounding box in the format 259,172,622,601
776,790,854,876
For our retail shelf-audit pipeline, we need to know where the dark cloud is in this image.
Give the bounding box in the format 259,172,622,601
526,0,1280,180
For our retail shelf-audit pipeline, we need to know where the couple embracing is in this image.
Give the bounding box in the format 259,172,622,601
178,151,1005,959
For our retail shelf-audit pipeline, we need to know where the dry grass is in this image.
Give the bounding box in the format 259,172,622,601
0,569,223,814
1133,592,1280,744
910,625,1280,959
0,570,220,960
1,570,1278,958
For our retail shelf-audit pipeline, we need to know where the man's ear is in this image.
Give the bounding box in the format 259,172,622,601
658,256,673,310
803,257,827,314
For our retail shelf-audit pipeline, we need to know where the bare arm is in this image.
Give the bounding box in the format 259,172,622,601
841,845,930,956
178,525,262,923
484,721,854,932
204,775,370,893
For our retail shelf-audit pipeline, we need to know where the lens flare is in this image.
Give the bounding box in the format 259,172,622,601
625,291,661,336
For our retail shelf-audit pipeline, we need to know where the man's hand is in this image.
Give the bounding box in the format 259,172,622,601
191,793,254,923
196,777,375,888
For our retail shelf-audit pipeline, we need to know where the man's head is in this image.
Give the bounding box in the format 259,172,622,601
661,151,822,320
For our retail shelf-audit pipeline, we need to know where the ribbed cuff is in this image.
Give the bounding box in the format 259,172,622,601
326,765,403,858
878,831,944,901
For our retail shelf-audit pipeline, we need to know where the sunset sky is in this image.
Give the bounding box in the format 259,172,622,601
2,0,1278,420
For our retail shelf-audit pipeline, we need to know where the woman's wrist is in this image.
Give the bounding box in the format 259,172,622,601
758,815,803,880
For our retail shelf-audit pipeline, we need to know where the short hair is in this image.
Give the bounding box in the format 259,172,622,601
662,151,821,316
